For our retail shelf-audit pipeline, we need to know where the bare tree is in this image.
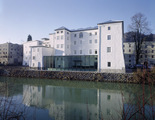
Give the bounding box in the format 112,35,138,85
128,13,150,65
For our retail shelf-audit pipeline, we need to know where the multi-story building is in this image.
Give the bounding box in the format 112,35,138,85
0,42,23,65
23,21,125,73
123,34,155,68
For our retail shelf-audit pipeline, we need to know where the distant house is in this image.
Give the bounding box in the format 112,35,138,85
23,21,125,73
0,42,23,65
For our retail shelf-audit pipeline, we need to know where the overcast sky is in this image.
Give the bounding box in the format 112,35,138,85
0,0,154,44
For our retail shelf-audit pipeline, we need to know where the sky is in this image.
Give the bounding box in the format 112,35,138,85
0,0,154,44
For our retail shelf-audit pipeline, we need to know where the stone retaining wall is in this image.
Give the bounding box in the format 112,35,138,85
0,68,135,83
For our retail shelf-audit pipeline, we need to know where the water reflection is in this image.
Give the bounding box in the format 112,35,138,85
0,77,155,120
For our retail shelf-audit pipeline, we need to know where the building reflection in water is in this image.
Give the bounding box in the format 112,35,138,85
23,85,128,120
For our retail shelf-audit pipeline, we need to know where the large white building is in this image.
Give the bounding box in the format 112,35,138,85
23,21,125,73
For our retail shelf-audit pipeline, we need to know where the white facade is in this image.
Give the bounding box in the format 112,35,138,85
23,21,125,73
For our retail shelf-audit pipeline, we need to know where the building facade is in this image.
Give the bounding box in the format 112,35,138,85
23,21,125,73
0,43,23,65
123,39,155,69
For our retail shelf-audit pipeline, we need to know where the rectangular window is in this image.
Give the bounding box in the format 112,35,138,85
61,31,63,33
129,49,131,52
67,45,69,49
95,49,97,54
95,39,97,43
57,31,59,34
107,35,111,40
89,33,92,36
61,35,63,40
67,32,69,34
95,32,97,35
152,55,154,58
57,44,59,48
74,34,76,37
145,55,147,58
107,62,111,67
152,50,154,53
61,44,63,48
152,45,154,48
129,44,131,47
67,37,69,40
80,50,82,54
33,56,35,60
74,50,76,54
108,26,111,30
129,55,131,58
74,41,76,45
57,36,59,40
89,49,92,54
107,47,111,53
89,40,92,44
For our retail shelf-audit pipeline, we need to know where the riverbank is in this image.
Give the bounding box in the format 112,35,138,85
0,66,154,84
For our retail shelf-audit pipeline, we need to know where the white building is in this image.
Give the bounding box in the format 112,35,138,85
23,21,125,73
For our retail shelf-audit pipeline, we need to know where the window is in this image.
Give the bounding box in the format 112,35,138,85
152,45,154,48
145,45,147,48
57,36,59,40
61,44,63,48
145,50,147,53
33,56,35,60
74,34,76,37
57,31,59,34
107,47,111,53
79,32,83,38
141,55,143,58
129,44,131,47
152,50,154,53
129,60,131,62
123,45,125,47
61,35,63,39
74,50,76,54
33,63,35,66
145,55,147,58
129,49,131,52
67,32,69,34
152,55,154,58
61,31,63,33
129,55,131,58
107,95,111,100
123,49,125,52
80,50,82,54
108,26,111,30
67,37,69,40
107,62,111,67
57,44,59,48
89,33,92,36
107,35,111,40
89,49,92,54
67,45,69,49
74,41,76,45
95,32,97,35
89,40,92,44
95,49,97,54
95,39,97,43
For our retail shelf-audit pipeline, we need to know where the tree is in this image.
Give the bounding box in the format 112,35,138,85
128,13,150,65
27,34,32,41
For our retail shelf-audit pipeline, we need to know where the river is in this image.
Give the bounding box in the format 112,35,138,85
0,76,155,120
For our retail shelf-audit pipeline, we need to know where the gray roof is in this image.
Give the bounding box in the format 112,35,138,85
98,20,123,25
55,26,70,31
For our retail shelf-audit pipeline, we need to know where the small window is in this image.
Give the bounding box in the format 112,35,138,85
145,55,147,58
57,31,59,34
67,45,69,49
61,31,63,33
123,45,125,47
107,35,111,40
67,32,69,34
95,32,97,35
95,49,97,54
123,49,125,52
152,50,154,53
107,95,111,100
57,44,59,48
89,49,92,54
61,44,63,48
107,47,111,53
74,34,76,37
57,36,59,40
129,55,131,58
108,26,111,30
129,44,131,47
67,37,69,40
89,40,92,44
89,33,92,36
95,39,97,43
145,45,147,48
74,50,76,54
33,56,35,60
80,50,82,54
129,49,131,52
129,60,131,62
107,62,111,67
141,55,143,58
152,55,154,58
145,50,147,53
152,45,154,48
61,35,63,39
79,32,83,38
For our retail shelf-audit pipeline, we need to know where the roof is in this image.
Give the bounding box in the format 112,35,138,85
98,20,123,25
55,26,70,31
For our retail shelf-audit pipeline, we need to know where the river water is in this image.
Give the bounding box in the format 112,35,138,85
0,77,155,120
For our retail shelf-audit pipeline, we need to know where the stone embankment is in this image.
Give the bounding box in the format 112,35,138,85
0,66,135,83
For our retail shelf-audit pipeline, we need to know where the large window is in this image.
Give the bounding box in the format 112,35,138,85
79,32,83,38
